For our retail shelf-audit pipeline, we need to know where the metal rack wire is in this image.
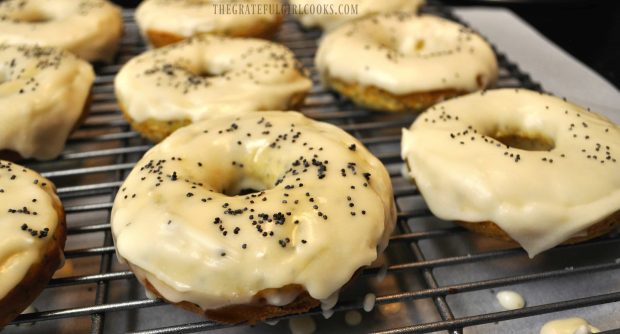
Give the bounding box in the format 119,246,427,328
6,2,620,334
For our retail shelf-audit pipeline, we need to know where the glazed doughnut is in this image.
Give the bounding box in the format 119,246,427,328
111,111,396,323
0,44,94,160
115,36,312,142
291,0,424,30
0,160,66,329
136,0,283,48
316,13,498,112
401,89,620,257
0,0,123,63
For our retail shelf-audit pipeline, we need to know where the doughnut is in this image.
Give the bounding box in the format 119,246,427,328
290,0,424,30
115,36,312,142
0,44,95,160
401,88,620,257
316,13,498,112
0,160,66,329
111,111,396,323
0,0,123,63
136,0,283,48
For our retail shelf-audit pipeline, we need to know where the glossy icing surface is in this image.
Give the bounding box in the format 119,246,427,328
540,317,600,334
0,161,62,300
363,292,376,312
136,0,281,41
496,290,525,310
401,89,620,256
0,0,123,62
316,14,497,95
290,0,423,30
111,111,396,310
0,44,94,160
115,36,312,123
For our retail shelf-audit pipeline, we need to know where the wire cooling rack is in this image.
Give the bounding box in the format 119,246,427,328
6,3,620,334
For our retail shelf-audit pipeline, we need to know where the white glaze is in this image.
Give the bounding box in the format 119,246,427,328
290,0,424,30
540,317,600,334
115,36,312,125
265,288,300,306
0,0,123,62
136,0,281,44
0,161,62,301
363,293,376,312
111,111,396,311
316,14,497,96
144,288,158,300
321,291,339,311
0,44,94,160
288,316,316,334
495,290,525,310
401,89,620,257
400,163,414,182
344,310,362,326
573,325,592,334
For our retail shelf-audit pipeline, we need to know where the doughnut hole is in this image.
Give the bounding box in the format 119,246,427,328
212,158,285,197
184,52,233,78
211,152,293,197
489,128,555,151
191,68,229,79
394,29,461,57
222,173,269,196
476,74,484,88
10,9,53,23
415,39,425,52
177,60,231,82
20,14,51,23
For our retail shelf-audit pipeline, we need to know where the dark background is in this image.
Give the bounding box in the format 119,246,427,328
442,0,620,89
113,0,620,89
